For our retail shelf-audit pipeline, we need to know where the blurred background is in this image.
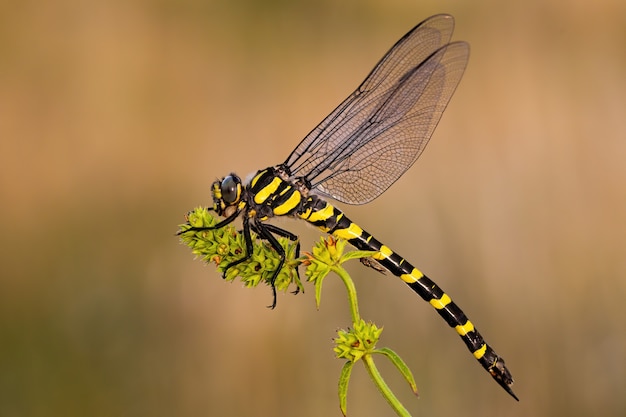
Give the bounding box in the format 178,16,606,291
1,0,625,416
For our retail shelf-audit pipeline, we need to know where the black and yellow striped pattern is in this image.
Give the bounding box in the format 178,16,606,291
297,191,516,399
243,167,516,398
248,168,304,218
186,14,516,401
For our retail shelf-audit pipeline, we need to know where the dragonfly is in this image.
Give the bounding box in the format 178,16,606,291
181,14,517,400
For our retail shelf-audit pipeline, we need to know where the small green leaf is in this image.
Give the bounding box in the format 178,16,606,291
341,250,378,262
362,355,412,417
374,347,418,396
313,271,325,309
338,361,354,416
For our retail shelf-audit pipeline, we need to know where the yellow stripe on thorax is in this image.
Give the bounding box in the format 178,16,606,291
273,190,301,215
249,169,268,188
254,176,282,204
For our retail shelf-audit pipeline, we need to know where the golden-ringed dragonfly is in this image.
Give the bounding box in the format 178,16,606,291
182,14,517,400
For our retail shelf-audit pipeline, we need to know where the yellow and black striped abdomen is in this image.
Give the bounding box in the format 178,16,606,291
298,195,517,399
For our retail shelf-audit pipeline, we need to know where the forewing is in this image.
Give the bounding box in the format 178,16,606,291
283,14,467,204
316,42,469,204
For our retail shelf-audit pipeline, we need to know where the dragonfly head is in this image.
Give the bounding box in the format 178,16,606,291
211,174,243,217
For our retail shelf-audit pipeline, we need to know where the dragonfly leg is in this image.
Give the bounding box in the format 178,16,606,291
221,215,255,279
252,219,290,309
176,207,240,235
259,223,302,295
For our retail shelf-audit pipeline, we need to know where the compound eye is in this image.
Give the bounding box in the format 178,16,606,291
221,175,240,204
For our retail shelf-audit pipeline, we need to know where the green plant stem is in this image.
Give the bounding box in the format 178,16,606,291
363,354,411,417
331,262,413,417
332,264,360,323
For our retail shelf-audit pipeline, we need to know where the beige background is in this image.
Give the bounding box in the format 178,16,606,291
1,0,625,416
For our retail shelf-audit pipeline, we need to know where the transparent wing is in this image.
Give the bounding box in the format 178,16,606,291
283,14,469,204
